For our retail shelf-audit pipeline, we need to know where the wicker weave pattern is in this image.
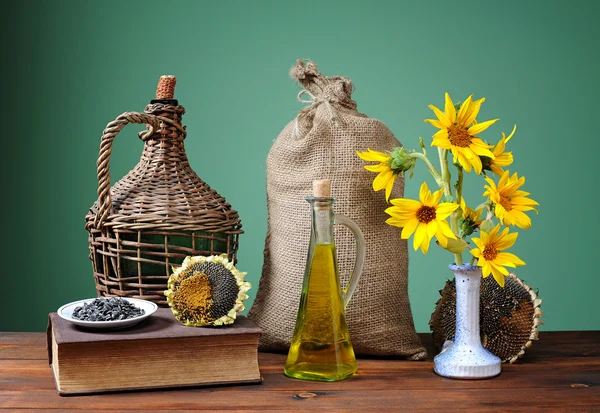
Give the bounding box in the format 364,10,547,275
86,96,242,305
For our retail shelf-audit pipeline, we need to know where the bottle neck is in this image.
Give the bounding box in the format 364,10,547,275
453,270,482,347
141,103,188,164
307,197,335,245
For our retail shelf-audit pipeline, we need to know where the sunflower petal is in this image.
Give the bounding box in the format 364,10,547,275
510,197,540,206
481,261,492,278
400,218,419,239
490,265,506,287
386,217,411,227
373,170,393,191
490,164,504,177
436,230,448,247
428,104,451,127
493,152,514,167
436,203,460,219
419,182,431,205
468,118,500,135
494,136,507,155
496,252,526,266
425,118,445,129
469,150,483,174
420,235,431,254
426,221,438,241
456,151,472,172
505,124,517,142
431,188,444,205
432,137,452,149
495,231,518,250
357,149,390,162
364,163,390,173
389,198,422,210
462,98,485,126
444,93,457,123
414,223,427,251
470,141,495,158
510,210,533,229
438,220,456,239
463,97,485,126
488,224,502,241
384,174,397,202
490,261,509,276
456,95,473,125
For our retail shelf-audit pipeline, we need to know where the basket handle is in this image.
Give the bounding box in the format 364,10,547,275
93,111,164,230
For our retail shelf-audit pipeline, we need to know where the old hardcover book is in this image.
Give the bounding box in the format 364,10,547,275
47,308,262,396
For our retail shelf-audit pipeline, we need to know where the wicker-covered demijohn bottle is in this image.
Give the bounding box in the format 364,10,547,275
85,76,242,305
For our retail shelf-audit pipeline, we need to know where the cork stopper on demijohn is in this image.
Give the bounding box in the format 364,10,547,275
156,75,177,99
313,179,331,197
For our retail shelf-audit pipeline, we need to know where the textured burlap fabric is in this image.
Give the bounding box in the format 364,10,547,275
248,60,426,359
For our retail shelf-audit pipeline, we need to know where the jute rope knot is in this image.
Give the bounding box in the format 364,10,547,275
297,89,339,122
291,59,358,138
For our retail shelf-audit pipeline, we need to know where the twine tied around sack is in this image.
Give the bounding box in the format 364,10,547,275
291,59,358,138
293,89,340,137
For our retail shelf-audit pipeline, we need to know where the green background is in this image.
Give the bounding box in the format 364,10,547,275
1,0,598,332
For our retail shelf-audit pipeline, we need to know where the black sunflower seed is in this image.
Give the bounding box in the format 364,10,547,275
71,298,145,321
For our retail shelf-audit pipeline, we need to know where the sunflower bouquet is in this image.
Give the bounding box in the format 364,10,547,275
357,93,538,287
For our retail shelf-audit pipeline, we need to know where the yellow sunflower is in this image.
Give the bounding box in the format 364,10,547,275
471,224,525,287
483,171,539,229
385,182,459,254
485,125,516,176
425,93,498,174
357,148,398,201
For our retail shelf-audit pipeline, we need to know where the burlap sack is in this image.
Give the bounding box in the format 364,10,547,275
248,60,426,359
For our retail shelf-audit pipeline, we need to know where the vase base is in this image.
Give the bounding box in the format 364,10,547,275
433,341,501,379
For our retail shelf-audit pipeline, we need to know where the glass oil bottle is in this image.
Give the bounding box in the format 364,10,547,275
284,179,366,381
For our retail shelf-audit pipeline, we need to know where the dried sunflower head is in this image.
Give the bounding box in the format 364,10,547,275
430,273,543,363
164,254,251,327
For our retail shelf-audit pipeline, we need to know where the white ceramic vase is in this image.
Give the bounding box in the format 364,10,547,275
433,264,501,379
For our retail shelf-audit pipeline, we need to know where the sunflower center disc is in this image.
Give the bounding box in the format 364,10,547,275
498,195,513,211
417,205,437,223
173,271,214,317
483,245,499,261
448,125,472,148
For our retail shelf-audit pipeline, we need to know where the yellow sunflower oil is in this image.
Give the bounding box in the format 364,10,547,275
284,180,365,382
284,243,356,381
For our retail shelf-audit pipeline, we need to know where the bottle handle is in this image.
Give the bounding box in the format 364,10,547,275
334,215,366,309
93,111,179,230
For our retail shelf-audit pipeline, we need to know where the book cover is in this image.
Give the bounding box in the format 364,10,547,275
47,308,262,395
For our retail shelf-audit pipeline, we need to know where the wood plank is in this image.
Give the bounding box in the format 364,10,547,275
2,331,598,360
1,358,598,392
419,331,600,360
0,333,48,360
1,410,598,413
1,331,598,412
0,407,302,413
0,345,47,360
1,388,598,411
0,332,47,344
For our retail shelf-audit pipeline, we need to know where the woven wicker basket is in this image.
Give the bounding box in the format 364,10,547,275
85,76,243,305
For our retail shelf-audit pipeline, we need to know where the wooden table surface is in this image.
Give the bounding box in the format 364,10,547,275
1,331,598,412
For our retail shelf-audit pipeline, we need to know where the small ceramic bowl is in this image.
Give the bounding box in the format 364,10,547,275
57,297,157,329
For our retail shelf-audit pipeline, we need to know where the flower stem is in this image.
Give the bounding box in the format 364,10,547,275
409,152,444,187
455,165,464,206
438,148,463,265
